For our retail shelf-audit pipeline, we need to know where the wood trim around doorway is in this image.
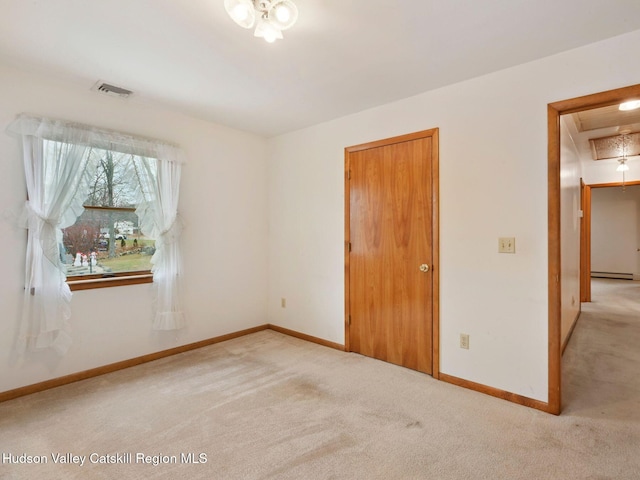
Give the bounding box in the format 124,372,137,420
344,128,440,378
580,180,591,303
548,82,640,415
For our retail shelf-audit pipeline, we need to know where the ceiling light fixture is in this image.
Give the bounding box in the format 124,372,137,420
617,158,629,172
619,100,640,111
225,0,298,43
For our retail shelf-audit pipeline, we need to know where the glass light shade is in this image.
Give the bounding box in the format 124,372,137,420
617,161,629,172
224,0,256,28
267,0,298,30
619,100,640,111
275,5,290,22
254,19,283,42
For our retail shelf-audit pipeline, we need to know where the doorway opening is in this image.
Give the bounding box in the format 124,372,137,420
548,83,640,414
581,181,640,303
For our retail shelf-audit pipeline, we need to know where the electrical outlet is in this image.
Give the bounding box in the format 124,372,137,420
281,298,286,308
460,333,470,350
498,237,516,254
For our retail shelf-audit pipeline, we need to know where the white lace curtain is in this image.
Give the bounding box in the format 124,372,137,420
133,147,185,330
7,114,186,355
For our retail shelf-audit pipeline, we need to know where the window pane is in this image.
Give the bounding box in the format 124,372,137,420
62,208,155,277
83,148,157,208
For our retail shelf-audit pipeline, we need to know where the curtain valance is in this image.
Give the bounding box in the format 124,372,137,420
7,114,186,164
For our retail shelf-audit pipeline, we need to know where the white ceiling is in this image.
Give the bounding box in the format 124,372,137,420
567,106,640,166
1,0,640,137
572,105,640,133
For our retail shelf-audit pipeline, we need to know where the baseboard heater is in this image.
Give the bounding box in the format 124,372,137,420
591,271,634,280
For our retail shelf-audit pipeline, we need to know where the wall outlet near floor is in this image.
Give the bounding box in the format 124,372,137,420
281,298,286,308
498,237,516,253
460,333,470,350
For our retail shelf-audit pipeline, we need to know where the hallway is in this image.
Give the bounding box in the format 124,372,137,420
563,278,640,420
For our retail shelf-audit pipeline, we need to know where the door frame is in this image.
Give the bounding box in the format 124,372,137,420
581,180,640,303
548,82,640,415
344,128,440,378
580,179,591,303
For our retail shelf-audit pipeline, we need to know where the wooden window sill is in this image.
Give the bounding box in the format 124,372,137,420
67,273,153,291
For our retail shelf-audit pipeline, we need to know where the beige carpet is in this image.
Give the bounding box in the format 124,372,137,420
1,279,639,479
563,279,640,422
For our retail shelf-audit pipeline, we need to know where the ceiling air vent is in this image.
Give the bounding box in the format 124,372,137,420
91,81,133,99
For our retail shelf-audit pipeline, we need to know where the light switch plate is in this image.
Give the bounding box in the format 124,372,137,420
499,237,516,253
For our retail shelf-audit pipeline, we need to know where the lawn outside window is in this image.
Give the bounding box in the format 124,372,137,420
64,206,154,291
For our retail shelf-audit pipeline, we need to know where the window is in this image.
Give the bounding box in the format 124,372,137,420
59,146,157,290
9,114,185,355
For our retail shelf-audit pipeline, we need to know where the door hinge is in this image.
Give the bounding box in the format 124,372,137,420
348,242,352,252
348,314,351,326
347,170,351,180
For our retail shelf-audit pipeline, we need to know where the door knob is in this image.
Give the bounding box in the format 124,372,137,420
419,264,430,272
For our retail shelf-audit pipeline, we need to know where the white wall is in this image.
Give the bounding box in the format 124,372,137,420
267,29,640,403
582,154,640,185
591,185,640,277
0,64,269,392
560,117,583,345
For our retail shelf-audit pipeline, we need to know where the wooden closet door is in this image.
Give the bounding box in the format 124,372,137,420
347,133,435,374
